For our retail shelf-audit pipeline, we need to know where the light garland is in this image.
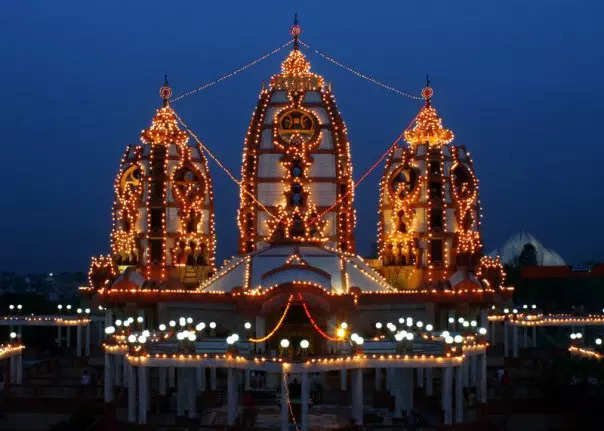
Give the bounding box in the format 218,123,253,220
299,293,339,341
248,294,294,343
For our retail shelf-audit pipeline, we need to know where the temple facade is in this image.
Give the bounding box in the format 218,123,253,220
82,21,512,429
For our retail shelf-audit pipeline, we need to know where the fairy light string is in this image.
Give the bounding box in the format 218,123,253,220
173,111,278,221
248,294,294,343
299,293,340,342
170,40,293,103
299,40,423,100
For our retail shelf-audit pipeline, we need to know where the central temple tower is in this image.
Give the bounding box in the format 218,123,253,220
238,21,355,254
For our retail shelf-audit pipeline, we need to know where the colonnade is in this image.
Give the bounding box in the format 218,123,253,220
103,352,487,428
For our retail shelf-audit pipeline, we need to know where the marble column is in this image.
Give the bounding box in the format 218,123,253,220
301,371,310,431
374,367,382,391
104,353,113,403
513,326,519,358
169,366,176,388
327,316,337,353
114,355,122,387
479,353,487,403
394,369,404,418
138,366,148,424
187,368,197,419
16,353,22,384
455,365,463,424
9,354,16,384
210,366,217,390
122,356,128,386
280,370,288,431
352,368,363,425
442,367,453,425
532,326,537,348
255,316,266,354
340,369,347,391
227,368,237,426
425,367,433,396
66,326,71,348
386,367,394,393
245,368,251,391
57,326,62,346
97,321,103,345
85,324,91,356
463,358,470,387
523,327,528,348
128,364,136,423
76,326,82,357
401,368,413,415
159,367,167,396
417,367,424,388
177,368,186,417
199,366,206,390
470,355,477,386
503,321,509,357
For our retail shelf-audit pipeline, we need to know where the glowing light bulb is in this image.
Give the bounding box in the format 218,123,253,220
300,339,309,349
159,324,166,331
280,339,290,348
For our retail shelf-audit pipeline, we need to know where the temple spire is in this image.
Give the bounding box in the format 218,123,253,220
290,13,301,50
421,74,433,103
159,74,172,107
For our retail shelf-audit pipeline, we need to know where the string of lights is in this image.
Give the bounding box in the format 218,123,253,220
173,111,278,220
282,370,301,431
308,111,419,228
299,294,339,341
248,295,294,343
299,40,423,101
170,40,294,102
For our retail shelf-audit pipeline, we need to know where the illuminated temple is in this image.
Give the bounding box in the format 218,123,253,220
83,21,513,428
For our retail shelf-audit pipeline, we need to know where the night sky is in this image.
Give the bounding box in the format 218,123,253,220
2,1,603,274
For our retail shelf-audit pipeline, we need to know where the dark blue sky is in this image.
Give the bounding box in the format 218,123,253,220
2,1,603,273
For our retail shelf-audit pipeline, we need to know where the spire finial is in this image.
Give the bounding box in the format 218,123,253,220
159,74,172,107
421,74,433,103
290,13,301,50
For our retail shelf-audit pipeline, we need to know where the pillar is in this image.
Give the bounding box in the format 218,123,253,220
374,367,382,391
138,366,148,424
187,368,197,419
114,355,122,387
255,316,266,353
386,368,394,393
301,371,310,431
480,309,488,334
455,365,463,423
470,355,478,386
16,353,22,384
85,324,91,356
503,321,509,357
199,366,206,391
128,364,136,423
97,320,103,345
352,368,363,425
169,366,176,388
532,326,537,348
442,367,453,425
10,354,16,384
425,367,433,396
513,325,519,358
57,326,62,346
394,369,404,418
210,366,217,390
523,327,528,348
417,367,424,388
479,353,487,403
340,369,347,391
76,326,82,357
401,368,413,415
463,358,470,387
492,321,497,345
122,355,128,386
66,326,71,348
245,368,251,391
280,369,288,431
104,353,113,403
177,368,186,416
227,368,237,426
159,367,167,395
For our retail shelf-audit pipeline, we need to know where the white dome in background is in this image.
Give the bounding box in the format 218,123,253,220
489,232,566,266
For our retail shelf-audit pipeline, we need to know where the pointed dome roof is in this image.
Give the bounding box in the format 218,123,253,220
404,86,454,146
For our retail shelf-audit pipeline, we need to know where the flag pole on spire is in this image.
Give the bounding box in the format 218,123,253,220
290,13,301,50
